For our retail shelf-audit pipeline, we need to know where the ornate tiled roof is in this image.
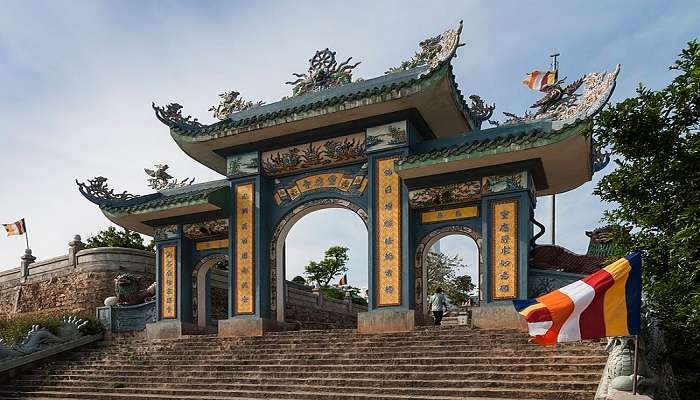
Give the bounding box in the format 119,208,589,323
156,65,474,141
101,180,229,216
396,118,591,171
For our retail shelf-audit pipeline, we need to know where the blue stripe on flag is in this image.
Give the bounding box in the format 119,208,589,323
625,252,643,335
513,298,538,313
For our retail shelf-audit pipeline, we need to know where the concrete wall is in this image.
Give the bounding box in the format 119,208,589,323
285,281,367,329
0,240,155,318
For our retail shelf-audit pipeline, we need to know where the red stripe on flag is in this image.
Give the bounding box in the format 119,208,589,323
579,269,615,340
533,290,575,345
526,306,552,323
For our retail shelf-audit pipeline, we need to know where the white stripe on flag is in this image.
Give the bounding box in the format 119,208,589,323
557,280,596,342
527,321,552,336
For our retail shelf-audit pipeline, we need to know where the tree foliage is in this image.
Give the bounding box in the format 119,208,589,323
85,226,154,252
593,40,700,395
303,246,350,287
425,251,476,305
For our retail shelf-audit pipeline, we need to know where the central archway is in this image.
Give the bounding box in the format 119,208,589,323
415,226,482,325
270,198,368,322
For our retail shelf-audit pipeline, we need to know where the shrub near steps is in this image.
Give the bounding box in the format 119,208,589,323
0,326,607,400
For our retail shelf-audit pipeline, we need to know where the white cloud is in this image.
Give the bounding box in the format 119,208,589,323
1,1,698,270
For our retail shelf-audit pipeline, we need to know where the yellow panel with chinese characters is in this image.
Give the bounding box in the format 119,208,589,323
491,200,518,300
420,205,478,224
376,157,401,306
235,183,255,314
160,245,177,319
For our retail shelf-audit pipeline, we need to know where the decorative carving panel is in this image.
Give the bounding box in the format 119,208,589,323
183,219,229,240
409,181,480,208
490,200,518,300
154,225,178,241
261,132,366,176
366,121,408,152
235,183,255,315
375,157,402,307
160,245,177,319
227,152,259,177
482,172,527,194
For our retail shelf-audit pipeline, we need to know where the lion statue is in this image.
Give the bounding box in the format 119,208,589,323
104,273,156,307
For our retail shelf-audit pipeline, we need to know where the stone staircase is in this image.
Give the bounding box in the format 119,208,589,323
0,326,607,400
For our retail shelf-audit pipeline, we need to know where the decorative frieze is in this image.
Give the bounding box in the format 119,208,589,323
420,205,478,224
375,157,402,307
235,183,255,315
261,132,366,176
366,121,408,152
408,181,480,208
273,168,368,207
490,200,518,300
183,219,229,240
160,245,177,319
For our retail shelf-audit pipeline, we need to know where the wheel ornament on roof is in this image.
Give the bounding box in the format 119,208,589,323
286,48,361,96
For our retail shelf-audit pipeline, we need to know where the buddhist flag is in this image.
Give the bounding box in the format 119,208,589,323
514,252,642,346
522,70,558,92
3,218,26,237
338,274,348,286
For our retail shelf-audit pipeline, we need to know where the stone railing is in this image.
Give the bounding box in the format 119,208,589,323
0,235,155,318
285,281,368,329
0,316,103,382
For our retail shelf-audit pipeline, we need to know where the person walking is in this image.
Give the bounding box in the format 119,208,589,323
428,287,449,326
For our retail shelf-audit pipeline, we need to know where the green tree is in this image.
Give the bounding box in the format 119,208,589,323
593,40,700,396
425,251,475,304
291,275,307,285
86,226,154,251
303,246,349,287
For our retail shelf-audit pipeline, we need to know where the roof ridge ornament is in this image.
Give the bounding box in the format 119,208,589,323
76,177,136,205
208,91,265,120
503,64,621,124
285,48,361,97
152,102,204,129
144,164,195,191
386,21,464,75
468,95,499,128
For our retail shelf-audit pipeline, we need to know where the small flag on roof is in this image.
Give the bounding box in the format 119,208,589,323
522,70,558,92
3,218,26,237
338,274,348,286
513,252,642,346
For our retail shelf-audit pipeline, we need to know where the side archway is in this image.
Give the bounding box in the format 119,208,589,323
415,226,483,324
192,253,228,329
269,198,368,322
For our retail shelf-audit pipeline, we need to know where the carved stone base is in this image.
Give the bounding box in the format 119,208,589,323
357,310,415,334
471,304,527,331
218,318,279,337
146,320,198,339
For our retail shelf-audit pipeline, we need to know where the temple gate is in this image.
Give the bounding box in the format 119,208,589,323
77,21,619,337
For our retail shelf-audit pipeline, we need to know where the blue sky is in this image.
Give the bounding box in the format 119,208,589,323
1,1,698,288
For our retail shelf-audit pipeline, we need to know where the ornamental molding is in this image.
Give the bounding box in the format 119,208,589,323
144,164,195,191
504,64,621,124
286,48,361,96
386,20,464,76
76,176,136,205
152,102,203,128
209,91,264,120
0,316,89,360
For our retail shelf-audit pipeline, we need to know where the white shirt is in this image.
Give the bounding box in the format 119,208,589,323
428,292,448,312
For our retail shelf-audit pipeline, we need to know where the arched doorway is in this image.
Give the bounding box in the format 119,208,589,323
270,198,368,323
415,226,482,324
192,254,228,330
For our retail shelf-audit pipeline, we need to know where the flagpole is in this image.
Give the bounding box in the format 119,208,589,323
632,335,640,395
23,219,30,250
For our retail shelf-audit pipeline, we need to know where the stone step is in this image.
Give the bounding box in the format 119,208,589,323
7,384,595,400
0,389,530,400
22,370,603,382
38,362,606,374
13,377,599,391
